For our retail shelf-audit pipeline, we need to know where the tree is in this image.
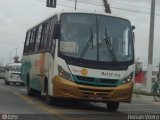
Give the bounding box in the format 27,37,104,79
13,56,20,63
103,0,111,13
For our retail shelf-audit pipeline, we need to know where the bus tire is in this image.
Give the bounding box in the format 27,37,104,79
106,102,119,112
20,83,25,87
46,93,54,105
5,79,9,85
6,81,9,85
26,76,40,96
27,78,33,96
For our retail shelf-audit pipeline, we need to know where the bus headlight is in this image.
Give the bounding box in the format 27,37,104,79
58,65,73,81
121,73,133,85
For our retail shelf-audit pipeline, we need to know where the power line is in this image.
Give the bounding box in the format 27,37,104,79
37,0,160,16
38,0,160,12
60,3,160,16
110,1,160,11
59,0,160,15
111,6,150,14
111,6,160,16
57,3,94,12
66,0,103,5
65,0,104,6
65,0,160,12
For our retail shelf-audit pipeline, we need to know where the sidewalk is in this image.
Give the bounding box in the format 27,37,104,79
132,94,160,106
133,94,154,102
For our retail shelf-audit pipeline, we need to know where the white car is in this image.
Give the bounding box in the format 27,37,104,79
4,63,24,86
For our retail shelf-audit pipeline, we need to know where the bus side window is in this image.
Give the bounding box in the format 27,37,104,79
34,25,42,52
39,21,50,51
24,31,31,54
50,37,56,56
51,18,58,56
29,29,36,53
46,17,57,51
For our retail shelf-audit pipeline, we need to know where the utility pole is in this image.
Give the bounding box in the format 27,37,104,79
15,48,18,57
9,52,11,63
147,0,156,93
1,58,4,67
75,0,77,10
14,48,19,63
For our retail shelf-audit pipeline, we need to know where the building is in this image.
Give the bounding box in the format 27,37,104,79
134,66,158,91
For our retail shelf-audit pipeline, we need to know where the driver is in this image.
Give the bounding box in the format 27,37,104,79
61,23,79,42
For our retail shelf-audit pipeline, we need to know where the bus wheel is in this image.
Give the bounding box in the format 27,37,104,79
20,83,24,86
46,93,54,105
106,102,119,112
27,78,41,96
5,79,9,85
19,83,22,86
27,79,33,96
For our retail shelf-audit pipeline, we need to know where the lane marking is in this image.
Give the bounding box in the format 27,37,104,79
14,92,160,119
19,88,26,91
14,92,71,120
14,92,34,105
13,92,118,120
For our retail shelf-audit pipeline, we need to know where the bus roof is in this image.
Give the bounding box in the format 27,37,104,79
58,11,129,20
27,11,131,31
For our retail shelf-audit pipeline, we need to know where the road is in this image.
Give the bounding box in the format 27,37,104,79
0,79,160,120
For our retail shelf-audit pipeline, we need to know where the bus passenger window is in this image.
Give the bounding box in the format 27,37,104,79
24,31,31,54
46,18,56,51
51,39,56,55
34,25,42,52
40,22,50,51
29,29,36,53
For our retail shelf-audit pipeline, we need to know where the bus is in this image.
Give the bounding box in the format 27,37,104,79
22,11,135,111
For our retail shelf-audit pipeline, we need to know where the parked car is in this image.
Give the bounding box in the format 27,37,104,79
4,63,24,86
0,67,5,79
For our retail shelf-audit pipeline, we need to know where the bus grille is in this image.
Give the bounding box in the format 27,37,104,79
78,88,113,100
74,75,119,87
12,73,22,79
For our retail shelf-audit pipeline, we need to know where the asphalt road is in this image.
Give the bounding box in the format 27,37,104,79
0,79,160,120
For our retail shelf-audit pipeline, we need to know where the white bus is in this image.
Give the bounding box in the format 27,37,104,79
22,11,135,111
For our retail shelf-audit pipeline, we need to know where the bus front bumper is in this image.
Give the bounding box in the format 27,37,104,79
52,76,134,103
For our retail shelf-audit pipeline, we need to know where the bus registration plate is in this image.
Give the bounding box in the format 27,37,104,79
89,95,102,100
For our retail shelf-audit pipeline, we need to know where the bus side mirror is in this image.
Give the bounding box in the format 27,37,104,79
52,23,60,39
132,25,135,30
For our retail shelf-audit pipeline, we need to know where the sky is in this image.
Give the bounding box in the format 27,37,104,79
0,0,160,67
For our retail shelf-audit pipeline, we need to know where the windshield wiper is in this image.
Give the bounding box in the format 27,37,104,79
104,27,117,62
80,27,94,59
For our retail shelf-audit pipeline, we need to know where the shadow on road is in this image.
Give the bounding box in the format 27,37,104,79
29,94,127,115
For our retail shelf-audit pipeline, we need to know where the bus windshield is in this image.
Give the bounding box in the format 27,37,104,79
60,13,134,62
